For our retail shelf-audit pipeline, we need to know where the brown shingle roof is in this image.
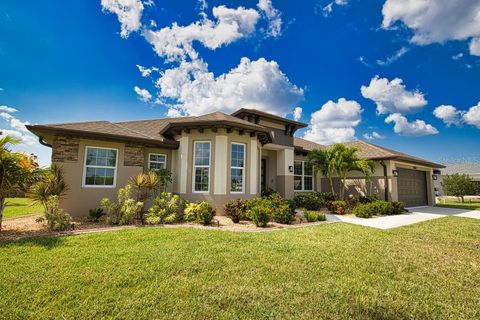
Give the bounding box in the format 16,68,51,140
293,137,326,151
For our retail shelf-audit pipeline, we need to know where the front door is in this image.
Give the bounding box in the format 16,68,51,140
261,158,267,190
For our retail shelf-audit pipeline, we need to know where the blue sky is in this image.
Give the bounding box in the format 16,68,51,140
0,0,479,166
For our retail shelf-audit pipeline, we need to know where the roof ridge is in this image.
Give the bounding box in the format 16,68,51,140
352,140,397,156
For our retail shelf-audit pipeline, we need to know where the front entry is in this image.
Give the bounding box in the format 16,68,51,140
261,158,267,190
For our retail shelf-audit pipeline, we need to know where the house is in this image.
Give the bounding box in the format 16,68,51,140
434,163,480,196
26,109,444,216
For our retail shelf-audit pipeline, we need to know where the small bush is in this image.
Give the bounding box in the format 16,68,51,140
352,200,405,218
352,203,374,218
224,199,248,223
144,192,185,225
293,192,324,210
329,200,348,215
354,194,378,204
36,195,72,231
317,212,326,221
248,205,271,227
184,201,216,225
88,208,105,222
391,201,406,215
101,184,143,225
261,187,278,198
370,201,394,215
268,193,295,224
304,210,318,222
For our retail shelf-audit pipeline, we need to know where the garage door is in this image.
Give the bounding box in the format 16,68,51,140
397,168,428,207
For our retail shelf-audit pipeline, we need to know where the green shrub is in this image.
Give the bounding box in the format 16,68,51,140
184,201,216,225
144,192,185,225
293,192,323,210
261,187,278,198
101,184,143,225
352,203,374,218
248,205,271,227
224,199,248,223
329,200,348,215
317,212,326,221
391,201,406,215
370,201,394,215
304,210,318,222
354,194,378,204
36,195,72,231
266,193,295,224
88,208,105,222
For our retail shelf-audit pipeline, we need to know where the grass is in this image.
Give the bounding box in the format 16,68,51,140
3,198,43,219
436,199,480,211
1,217,480,319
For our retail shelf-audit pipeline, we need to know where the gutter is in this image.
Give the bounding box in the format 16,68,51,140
38,136,52,148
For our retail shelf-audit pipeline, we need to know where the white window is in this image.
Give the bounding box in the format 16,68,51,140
193,141,211,193
148,153,167,170
294,160,313,191
83,146,118,187
231,143,245,193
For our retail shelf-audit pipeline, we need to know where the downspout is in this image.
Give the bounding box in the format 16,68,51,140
379,160,389,201
38,136,52,148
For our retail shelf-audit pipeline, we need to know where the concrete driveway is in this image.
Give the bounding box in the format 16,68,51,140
327,206,480,230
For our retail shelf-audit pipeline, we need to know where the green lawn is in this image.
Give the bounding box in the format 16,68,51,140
436,199,480,211
1,218,480,319
3,198,43,219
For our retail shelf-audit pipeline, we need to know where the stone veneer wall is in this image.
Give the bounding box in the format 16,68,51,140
52,135,80,163
124,144,144,167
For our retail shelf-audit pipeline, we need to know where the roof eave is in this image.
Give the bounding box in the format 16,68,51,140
231,108,308,128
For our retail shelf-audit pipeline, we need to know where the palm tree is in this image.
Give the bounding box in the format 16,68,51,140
354,158,376,196
330,144,360,199
29,163,69,211
307,148,336,194
0,136,40,232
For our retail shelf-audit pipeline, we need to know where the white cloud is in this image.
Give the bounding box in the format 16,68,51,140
376,47,409,66
0,105,18,113
361,76,427,115
321,0,348,17
257,0,282,37
382,0,480,56
385,113,438,137
303,98,362,144
293,106,302,121
156,57,304,117
136,64,158,77
0,108,37,146
134,86,152,102
452,53,464,60
363,131,385,141
433,105,463,127
463,102,480,128
143,5,260,62
470,37,480,56
101,0,144,38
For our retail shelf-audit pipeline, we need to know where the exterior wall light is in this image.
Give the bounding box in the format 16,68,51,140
392,170,399,177
288,165,294,173
432,175,438,180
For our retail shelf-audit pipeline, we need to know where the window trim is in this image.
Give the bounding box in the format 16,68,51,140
148,153,167,171
294,160,314,192
230,142,246,194
82,146,118,188
192,141,211,193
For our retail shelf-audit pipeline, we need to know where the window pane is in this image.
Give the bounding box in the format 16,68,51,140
294,175,302,190
194,167,209,191
85,167,115,186
294,161,303,175
150,154,166,162
86,147,116,168
149,162,165,170
231,168,243,192
304,176,313,191
231,144,245,168
194,142,210,166
304,162,313,176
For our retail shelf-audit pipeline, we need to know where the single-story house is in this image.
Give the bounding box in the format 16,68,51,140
27,108,444,216
434,163,480,196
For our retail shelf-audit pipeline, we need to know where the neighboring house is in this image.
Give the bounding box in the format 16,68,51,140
27,109,444,216
434,163,480,196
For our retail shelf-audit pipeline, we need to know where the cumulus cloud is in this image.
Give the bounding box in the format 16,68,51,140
464,102,480,128
303,98,362,144
433,105,463,127
136,64,158,77
361,76,427,115
433,102,480,129
382,0,480,56
257,0,282,37
134,86,152,102
143,5,260,62
0,107,37,146
470,38,480,56
101,0,144,38
156,57,304,116
385,113,438,137
363,131,385,141
293,107,302,121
